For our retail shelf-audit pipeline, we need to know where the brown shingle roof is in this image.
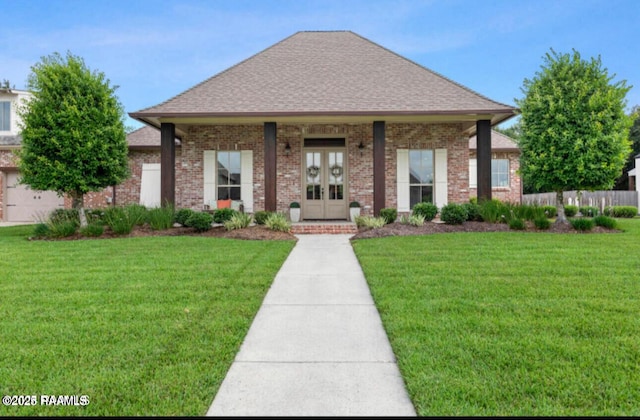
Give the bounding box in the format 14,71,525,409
469,130,519,151
127,126,180,148
131,31,516,122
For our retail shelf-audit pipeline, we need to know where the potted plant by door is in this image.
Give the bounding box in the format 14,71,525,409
349,201,361,221
290,202,301,222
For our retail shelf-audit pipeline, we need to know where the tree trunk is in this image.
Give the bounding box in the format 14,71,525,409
71,191,88,227
555,190,568,224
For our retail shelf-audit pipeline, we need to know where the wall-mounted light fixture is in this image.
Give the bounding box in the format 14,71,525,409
284,142,291,155
358,141,365,156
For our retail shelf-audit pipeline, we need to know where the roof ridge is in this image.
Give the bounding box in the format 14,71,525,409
349,31,515,110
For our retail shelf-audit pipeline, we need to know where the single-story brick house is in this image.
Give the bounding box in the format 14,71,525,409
129,31,517,219
469,130,521,203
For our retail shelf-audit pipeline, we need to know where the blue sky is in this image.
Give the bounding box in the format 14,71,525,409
2,0,638,129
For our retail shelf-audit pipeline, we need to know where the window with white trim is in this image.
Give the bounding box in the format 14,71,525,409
409,150,434,208
217,151,241,200
469,158,510,188
492,159,509,188
0,101,10,131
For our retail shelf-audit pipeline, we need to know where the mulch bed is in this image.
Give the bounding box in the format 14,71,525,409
34,224,297,241
350,220,620,240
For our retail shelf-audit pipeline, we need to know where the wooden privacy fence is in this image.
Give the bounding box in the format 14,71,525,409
523,190,639,213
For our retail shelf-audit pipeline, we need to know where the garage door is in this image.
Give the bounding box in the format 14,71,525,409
5,171,64,222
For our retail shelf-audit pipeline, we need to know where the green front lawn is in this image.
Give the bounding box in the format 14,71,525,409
0,226,295,416
352,219,640,416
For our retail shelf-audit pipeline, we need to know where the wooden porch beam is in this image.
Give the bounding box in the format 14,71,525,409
264,122,277,211
373,121,386,215
476,119,492,202
160,122,176,207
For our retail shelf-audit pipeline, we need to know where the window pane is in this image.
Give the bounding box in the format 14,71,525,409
218,187,230,200
491,159,509,187
218,152,230,185
229,186,241,200
410,186,422,209
229,152,241,185
409,150,433,184
0,102,9,131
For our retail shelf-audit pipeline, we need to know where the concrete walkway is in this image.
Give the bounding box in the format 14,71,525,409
207,234,416,416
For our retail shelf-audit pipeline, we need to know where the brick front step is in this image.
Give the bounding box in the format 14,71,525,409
291,222,358,235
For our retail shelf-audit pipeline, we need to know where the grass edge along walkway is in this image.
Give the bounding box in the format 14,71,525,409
352,218,640,416
0,225,295,416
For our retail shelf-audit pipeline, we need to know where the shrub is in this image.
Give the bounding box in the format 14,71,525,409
579,206,599,217
49,208,80,226
409,214,425,227
224,212,253,231
44,209,80,237
148,206,175,230
398,215,410,225
80,222,104,237
516,204,546,221
264,212,291,232
534,217,551,230
440,203,468,225
124,204,148,226
570,218,594,231
604,206,638,218
85,208,107,224
289,202,300,208
354,216,386,229
253,211,273,225
213,208,237,224
175,208,195,226
462,202,481,222
412,202,438,221
186,212,214,232
32,223,50,238
542,205,557,218
564,205,578,217
48,219,79,238
103,207,135,235
508,218,526,230
379,208,397,224
349,201,361,208
594,215,617,229
478,199,504,223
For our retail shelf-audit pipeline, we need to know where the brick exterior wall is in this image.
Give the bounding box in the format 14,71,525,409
168,122,470,216
2,122,515,221
385,123,470,210
469,150,522,203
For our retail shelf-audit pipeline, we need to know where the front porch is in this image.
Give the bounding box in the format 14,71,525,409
154,120,496,217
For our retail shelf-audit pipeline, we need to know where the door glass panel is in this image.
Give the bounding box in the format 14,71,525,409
327,151,344,200
306,152,322,200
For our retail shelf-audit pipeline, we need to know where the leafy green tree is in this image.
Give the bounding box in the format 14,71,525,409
614,106,640,190
516,49,634,223
18,52,129,226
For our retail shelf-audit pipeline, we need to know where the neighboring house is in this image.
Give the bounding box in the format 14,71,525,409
629,153,640,210
129,31,517,219
469,130,521,203
0,88,65,222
